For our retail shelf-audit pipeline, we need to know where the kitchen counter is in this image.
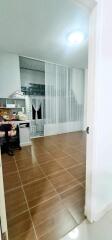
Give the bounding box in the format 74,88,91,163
9,120,30,124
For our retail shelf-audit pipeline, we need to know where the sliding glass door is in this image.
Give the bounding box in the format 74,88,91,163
45,62,84,135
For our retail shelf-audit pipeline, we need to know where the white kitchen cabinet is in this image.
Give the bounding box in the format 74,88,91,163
11,120,31,146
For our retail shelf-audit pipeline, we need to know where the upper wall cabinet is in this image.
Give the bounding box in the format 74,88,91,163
0,52,21,98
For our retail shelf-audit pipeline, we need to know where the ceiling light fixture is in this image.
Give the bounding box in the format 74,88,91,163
68,31,84,45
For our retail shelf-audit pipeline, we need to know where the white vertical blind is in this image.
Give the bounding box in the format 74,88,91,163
45,62,84,129
69,68,84,122
45,63,57,124
56,65,68,123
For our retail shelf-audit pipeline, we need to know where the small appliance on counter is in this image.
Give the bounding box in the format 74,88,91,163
17,112,28,121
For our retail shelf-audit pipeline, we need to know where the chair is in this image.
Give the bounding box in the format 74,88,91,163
0,124,21,156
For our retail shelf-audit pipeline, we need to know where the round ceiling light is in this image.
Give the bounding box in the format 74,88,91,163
68,31,84,45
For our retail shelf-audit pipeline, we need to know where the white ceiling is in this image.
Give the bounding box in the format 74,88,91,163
0,0,91,68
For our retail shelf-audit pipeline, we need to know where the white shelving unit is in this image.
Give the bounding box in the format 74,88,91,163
0,98,26,113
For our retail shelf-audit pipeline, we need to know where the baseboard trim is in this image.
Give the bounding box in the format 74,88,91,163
20,142,32,147
94,202,112,222
44,121,83,136
85,202,112,223
84,205,94,223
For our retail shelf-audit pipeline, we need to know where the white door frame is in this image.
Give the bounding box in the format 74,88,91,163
85,0,107,222
74,0,98,223
85,3,97,222
0,148,8,239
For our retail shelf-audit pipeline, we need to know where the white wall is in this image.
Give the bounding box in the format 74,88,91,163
20,68,45,87
0,52,20,97
86,0,112,222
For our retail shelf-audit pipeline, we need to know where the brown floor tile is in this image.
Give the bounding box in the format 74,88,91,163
67,164,85,182
16,156,39,170
55,143,68,149
5,187,28,221
45,145,64,154
24,178,57,208
1,154,15,162
60,184,85,208
35,209,77,239
29,145,49,156
35,152,55,165
8,228,37,240
2,160,17,175
56,156,78,169
3,172,21,192
15,148,30,161
30,196,65,225
40,161,63,176
60,145,74,152
50,150,68,159
68,200,85,224
81,180,86,189
37,150,52,157
19,165,45,185
8,212,33,240
69,151,86,164
2,132,86,240
48,170,79,193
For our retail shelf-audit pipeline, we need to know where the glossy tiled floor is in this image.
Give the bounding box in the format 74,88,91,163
61,209,112,240
2,131,86,240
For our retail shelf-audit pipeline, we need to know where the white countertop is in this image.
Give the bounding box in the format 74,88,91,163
11,120,30,124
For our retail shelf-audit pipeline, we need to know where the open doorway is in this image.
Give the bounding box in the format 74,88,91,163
0,0,96,240
20,57,45,137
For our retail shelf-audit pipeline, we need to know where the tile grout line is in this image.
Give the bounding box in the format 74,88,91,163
79,182,85,189
28,162,71,239
50,146,85,166
38,144,81,166
53,159,85,202
23,179,79,237
5,171,83,205
15,148,85,196
37,164,68,208
38,164,80,196
47,157,85,224
38,158,85,201
7,209,29,222
14,156,39,240
37,164,60,197
16,141,85,218
27,181,84,212
36,163,79,237
38,162,81,226
53,154,86,188
54,157,85,188
64,152,85,164
5,185,22,194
